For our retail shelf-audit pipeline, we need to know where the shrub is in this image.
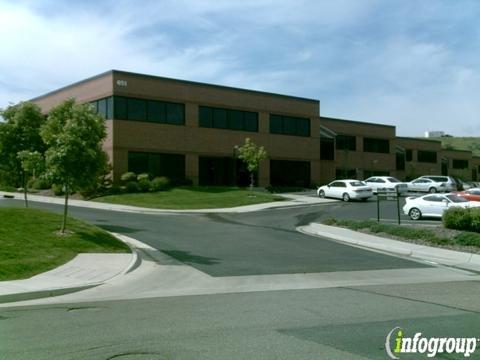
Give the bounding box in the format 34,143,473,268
121,172,137,183
150,177,170,192
52,184,64,196
443,207,472,231
454,232,480,247
469,208,480,233
106,185,123,195
138,179,151,193
125,181,140,193
137,173,150,182
31,178,51,190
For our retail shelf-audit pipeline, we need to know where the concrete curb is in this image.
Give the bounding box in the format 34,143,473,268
0,232,141,304
0,191,335,214
298,223,480,272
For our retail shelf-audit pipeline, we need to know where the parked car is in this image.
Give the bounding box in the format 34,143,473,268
407,177,447,193
403,193,476,220
419,175,458,191
453,188,480,202
317,180,373,202
364,176,408,194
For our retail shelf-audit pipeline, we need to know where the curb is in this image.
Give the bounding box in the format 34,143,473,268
298,223,480,272
0,232,141,304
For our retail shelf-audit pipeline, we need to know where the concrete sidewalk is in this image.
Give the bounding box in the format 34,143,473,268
299,223,480,272
0,234,139,304
0,191,336,214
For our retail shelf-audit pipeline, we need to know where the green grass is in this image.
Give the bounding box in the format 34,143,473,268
322,218,480,249
94,186,285,209
0,208,130,281
431,136,480,156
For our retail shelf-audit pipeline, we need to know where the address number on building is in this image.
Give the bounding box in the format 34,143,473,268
116,80,128,87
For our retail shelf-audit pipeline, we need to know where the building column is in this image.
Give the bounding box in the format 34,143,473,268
186,153,199,185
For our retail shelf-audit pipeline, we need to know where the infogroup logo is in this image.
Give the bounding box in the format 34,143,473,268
385,327,478,359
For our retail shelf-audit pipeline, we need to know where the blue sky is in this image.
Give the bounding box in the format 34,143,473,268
0,0,479,136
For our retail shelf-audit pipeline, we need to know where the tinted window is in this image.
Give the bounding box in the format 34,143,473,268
199,106,213,127
320,138,334,160
200,106,258,132
349,181,364,187
147,100,166,123
453,159,469,169
336,135,356,151
418,151,437,163
423,195,443,202
166,103,184,125
213,108,227,128
387,177,400,183
269,114,310,137
269,115,283,134
406,149,413,161
363,138,390,153
128,98,147,121
244,112,258,132
114,97,128,119
228,110,244,130
446,195,468,203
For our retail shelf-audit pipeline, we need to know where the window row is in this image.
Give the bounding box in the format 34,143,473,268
199,106,258,132
417,150,437,163
270,114,310,137
363,138,390,154
90,97,113,119
114,97,185,125
336,135,356,151
452,159,469,169
128,152,186,181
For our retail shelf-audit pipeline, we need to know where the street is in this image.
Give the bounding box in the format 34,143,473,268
1,198,479,359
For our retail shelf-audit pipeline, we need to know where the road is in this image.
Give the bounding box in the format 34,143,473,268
1,197,479,359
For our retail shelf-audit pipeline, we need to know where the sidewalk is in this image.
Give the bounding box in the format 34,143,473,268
0,191,336,214
299,223,480,272
0,234,139,304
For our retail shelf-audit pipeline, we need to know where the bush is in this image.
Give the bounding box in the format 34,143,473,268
125,181,140,193
443,207,472,231
121,172,137,183
137,173,150,182
52,184,64,196
470,208,480,233
106,185,123,195
31,178,51,190
150,177,170,192
138,179,151,193
454,232,480,247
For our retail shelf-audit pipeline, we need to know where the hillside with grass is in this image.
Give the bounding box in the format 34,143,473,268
432,136,480,156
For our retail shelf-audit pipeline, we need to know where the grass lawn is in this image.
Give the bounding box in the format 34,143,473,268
323,218,480,252
93,186,285,210
0,208,130,281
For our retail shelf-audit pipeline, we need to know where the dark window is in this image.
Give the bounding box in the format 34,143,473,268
336,135,356,151
417,150,437,163
320,138,335,160
90,97,113,119
166,103,184,125
336,168,357,179
147,100,166,123
396,152,405,170
128,152,185,183
406,149,413,162
269,114,310,137
199,106,213,127
127,98,147,121
90,101,98,113
270,160,310,187
269,115,283,134
114,97,128,119
228,110,244,130
97,99,107,119
363,138,390,153
199,106,258,132
106,97,113,119
452,159,469,169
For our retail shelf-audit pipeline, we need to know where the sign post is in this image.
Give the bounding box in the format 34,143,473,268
376,188,402,225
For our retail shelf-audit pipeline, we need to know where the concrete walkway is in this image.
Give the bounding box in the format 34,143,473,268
0,191,336,214
299,223,480,272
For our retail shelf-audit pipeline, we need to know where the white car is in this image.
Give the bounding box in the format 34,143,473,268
364,176,408,194
403,193,476,220
317,180,373,202
407,177,447,193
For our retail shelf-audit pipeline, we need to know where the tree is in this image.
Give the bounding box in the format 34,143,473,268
236,138,267,191
17,150,44,207
0,102,46,187
41,99,108,234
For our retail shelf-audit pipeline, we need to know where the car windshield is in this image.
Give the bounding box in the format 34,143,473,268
446,195,469,203
387,177,400,183
349,181,365,187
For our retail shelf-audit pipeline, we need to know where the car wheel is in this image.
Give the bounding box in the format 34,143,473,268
429,187,437,193
342,193,350,202
409,207,422,220
318,190,325,198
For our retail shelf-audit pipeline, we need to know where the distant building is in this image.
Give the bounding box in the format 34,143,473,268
425,131,445,138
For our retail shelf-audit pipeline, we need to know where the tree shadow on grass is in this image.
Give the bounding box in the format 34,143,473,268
161,249,220,265
179,186,240,194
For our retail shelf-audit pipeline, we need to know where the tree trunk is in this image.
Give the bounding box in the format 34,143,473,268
249,172,254,192
61,183,69,234
23,172,28,208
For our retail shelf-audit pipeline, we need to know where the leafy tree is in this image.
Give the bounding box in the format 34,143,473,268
0,102,46,187
236,138,267,191
17,150,44,207
41,99,108,234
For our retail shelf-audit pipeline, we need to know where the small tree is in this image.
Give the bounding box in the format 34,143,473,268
236,138,267,191
17,150,44,207
41,99,108,234
0,102,46,187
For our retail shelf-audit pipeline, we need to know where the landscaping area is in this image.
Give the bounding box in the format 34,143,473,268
0,208,130,281
322,217,480,254
93,186,285,210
